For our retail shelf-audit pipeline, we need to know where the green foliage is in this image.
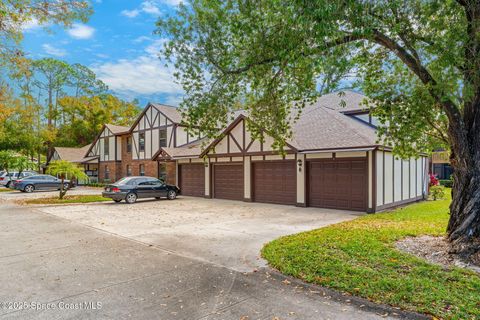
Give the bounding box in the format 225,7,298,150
157,1,472,157
25,195,109,205
262,194,480,319
439,179,453,188
430,185,446,200
0,0,92,70
0,150,15,172
47,160,88,199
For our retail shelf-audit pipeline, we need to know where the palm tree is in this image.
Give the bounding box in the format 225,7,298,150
47,160,88,199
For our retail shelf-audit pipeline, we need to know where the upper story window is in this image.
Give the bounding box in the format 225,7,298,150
159,129,167,147
126,136,132,153
139,132,145,152
104,137,109,156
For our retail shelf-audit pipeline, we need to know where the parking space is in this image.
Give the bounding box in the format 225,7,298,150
27,196,362,272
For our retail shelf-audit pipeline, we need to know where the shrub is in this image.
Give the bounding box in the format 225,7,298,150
429,173,439,187
430,185,446,200
439,179,453,188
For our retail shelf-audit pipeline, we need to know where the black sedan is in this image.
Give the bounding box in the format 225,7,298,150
13,175,71,192
102,176,180,204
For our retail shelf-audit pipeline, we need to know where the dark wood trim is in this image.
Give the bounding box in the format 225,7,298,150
230,132,242,152
208,150,296,158
227,133,230,153
382,150,385,205
375,195,424,212
372,150,377,212
242,120,246,151
132,124,175,133
245,139,255,152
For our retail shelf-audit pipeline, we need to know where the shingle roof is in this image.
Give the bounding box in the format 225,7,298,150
159,138,207,159
311,90,372,113
150,103,183,124
290,103,378,150
53,144,96,163
105,124,130,135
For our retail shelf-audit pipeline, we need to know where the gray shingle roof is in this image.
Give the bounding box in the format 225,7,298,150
105,124,130,135
150,103,183,124
53,144,96,163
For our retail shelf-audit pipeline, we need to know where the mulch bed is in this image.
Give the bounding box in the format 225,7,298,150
396,235,480,274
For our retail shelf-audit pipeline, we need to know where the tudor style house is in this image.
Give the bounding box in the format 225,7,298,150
86,103,201,184
48,144,99,181
53,91,428,213
153,91,429,213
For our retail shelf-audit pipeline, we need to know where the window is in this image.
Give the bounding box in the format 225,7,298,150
158,163,167,182
126,165,132,177
159,129,167,147
104,137,109,156
126,136,132,153
105,165,110,180
139,133,145,152
139,164,145,176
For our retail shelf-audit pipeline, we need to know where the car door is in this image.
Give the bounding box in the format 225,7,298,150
150,179,167,198
44,176,59,189
32,176,47,190
135,179,152,198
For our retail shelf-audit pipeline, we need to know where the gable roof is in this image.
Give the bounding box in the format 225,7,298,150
150,103,183,124
105,124,130,135
52,144,97,163
199,92,380,156
152,138,207,160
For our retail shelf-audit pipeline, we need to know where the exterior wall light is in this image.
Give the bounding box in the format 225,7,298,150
297,159,302,172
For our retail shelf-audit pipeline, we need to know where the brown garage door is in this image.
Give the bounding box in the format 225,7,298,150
213,164,244,200
253,161,296,205
308,158,367,211
179,164,205,197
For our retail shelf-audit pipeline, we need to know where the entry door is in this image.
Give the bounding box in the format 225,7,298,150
308,158,367,211
213,164,244,200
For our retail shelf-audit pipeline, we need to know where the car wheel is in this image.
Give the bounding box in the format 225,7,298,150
125,192,137,204
63,183,69,190
155,197,161,200
167,190,177,200
113,199,122,203
24,185,35,193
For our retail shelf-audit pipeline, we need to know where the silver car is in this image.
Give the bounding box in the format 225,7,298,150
0,171,37,188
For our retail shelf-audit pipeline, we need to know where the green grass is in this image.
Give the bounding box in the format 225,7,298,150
262,195,480,319
25,195,110,204
0,188,13,192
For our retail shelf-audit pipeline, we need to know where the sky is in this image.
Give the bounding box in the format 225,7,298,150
22,0,183,107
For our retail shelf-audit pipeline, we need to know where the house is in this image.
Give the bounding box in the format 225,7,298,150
431,150,452,180
83,91,428,212
152,91,429,212
48,144,99,181
85,104,201,183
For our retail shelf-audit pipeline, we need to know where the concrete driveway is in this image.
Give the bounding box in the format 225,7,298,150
33,196,362,272
0,191,419,319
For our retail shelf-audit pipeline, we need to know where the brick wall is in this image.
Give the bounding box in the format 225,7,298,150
98,161,121,183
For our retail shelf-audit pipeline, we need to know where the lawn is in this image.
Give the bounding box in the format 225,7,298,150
0,188,13,192
25,195,110,204
262,195,480,319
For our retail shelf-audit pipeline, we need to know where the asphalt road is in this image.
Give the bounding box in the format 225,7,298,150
0,203,414,320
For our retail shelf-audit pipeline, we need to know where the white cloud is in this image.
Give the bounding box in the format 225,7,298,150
160,0,183,6
134,36,153,43
42,44,67,57
93,55,181,98
121,9,140,18
121,1,164,18
141,1,161,15
67,23,95,39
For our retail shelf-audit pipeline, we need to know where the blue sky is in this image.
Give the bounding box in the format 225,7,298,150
22,0,183,107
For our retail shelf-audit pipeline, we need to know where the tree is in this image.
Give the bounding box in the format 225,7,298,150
158,1,480,258
0,0,92,70
11,156,36,178
0,150,16,179
47,160,87,199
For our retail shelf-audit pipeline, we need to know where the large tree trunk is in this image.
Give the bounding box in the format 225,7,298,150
447,151,480,262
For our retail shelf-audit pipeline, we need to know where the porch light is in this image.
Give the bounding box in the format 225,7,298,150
297,159,302,172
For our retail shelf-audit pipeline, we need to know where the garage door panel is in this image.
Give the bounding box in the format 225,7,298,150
214,164,244,201
179,164,205,197
253,161,296,205
308,158,367,211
